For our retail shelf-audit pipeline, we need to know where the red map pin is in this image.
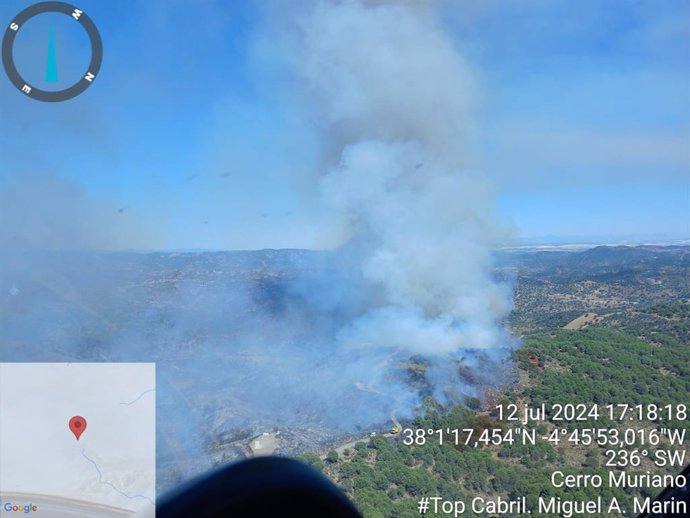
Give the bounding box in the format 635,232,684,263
69,416,87,440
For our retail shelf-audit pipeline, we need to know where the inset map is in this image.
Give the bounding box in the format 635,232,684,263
0,363,155,517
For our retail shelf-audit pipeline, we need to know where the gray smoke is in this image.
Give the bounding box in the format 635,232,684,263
280,0,515,402
0,172,156,251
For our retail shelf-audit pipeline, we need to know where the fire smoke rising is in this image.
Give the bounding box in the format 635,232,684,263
286,0,514,401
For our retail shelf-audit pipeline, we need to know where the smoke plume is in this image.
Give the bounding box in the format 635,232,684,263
282,0,514,402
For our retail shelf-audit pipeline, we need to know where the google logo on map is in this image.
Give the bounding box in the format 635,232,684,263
2,501,38,514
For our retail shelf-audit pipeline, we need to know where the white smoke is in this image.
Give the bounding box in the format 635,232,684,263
283,0,514,374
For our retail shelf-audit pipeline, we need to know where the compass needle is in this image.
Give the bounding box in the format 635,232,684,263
46,25,58,82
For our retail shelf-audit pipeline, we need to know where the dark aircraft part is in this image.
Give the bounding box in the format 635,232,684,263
637,463,690,518
157,456,362,518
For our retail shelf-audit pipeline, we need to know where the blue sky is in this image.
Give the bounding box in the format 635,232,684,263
0,0,688,250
